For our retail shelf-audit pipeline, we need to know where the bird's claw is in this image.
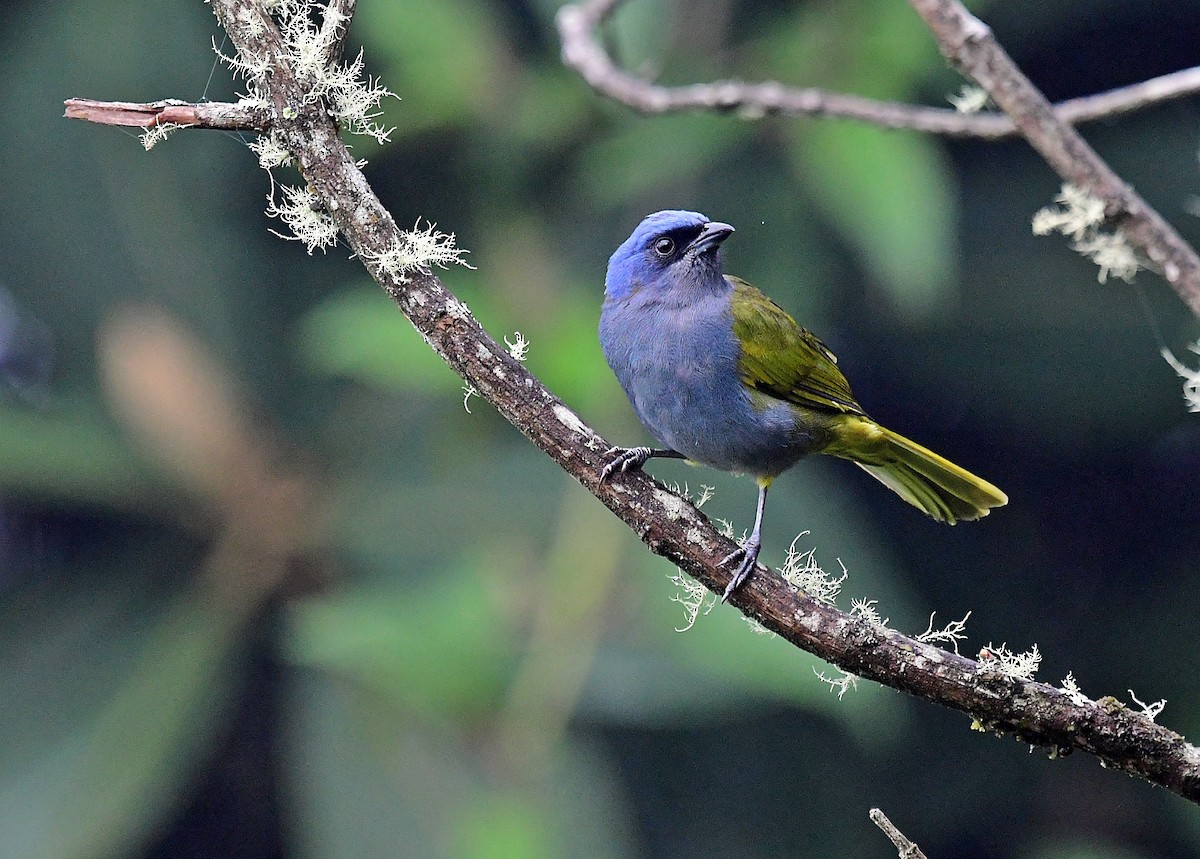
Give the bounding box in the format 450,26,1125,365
599,446,653,483
719,539,761,602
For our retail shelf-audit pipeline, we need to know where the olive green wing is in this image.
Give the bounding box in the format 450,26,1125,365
727,276,865,416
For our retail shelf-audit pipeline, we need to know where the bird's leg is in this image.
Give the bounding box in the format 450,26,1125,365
599,446,686,482
719,479,771,602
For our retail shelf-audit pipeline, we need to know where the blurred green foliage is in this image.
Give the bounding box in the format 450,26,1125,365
2,1,1199,858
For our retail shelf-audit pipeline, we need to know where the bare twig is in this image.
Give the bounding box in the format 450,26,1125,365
556,0,1200,140
870,809,929,859
65,0,1200,807
64,98,269,131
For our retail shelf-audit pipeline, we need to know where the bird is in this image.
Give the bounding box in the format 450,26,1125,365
598,210,1007,601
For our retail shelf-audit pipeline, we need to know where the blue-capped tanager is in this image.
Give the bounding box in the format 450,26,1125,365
599,210,1007,600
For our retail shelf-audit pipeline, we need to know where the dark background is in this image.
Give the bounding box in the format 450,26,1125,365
2,1,1199,857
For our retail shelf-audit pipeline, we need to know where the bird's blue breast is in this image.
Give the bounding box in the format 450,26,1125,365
600,289,810,477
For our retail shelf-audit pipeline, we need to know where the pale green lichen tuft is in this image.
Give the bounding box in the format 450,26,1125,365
850,598,888,629
779,533,846,605
265,182,339,253
1072,231,1140,283
814,667,858,699
1032,183,1105,240
1127,689,1166,722
367,222,473,283
915,610,971,655
248,133,293,169
461,382,479,413
213,0,405,246
504,332,530,362
1162,343,1200,412
1032,184,1140,283
232,0,399,144
743,616,776,637
668,571,714,632
947,84,989,114
1060,671,1090,706
977,642,1041,681
140,122,186,151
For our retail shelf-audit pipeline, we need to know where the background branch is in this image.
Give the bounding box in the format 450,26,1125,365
556,0,1200,139
870,809,929,859
66,0,1200,810
906,0,1200,318
558,0,1200,320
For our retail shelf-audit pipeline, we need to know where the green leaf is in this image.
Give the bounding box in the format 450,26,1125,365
576,114,742,206
1028,841,1150,859
355,0,505,135
283,673,634,859
0,402,155,507
749,0,939,98
0,583,249,859
509,288,621,414
749,0,960,314
284,560,520,718
795,123,958,316
606,0,670,74
296,287,456,393
456,794,555,859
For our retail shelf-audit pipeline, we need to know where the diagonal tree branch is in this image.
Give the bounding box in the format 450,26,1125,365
557,0,1200,320
66,0,1200,807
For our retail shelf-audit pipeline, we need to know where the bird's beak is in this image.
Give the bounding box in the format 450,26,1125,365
688,222,735,254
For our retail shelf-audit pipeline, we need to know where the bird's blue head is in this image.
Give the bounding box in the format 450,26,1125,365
605,210,735,301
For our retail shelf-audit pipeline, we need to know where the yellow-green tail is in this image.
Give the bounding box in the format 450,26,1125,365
825,416,1008,524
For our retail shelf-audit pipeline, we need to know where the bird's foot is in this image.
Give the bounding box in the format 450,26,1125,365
719,537,762,602
599,446,653,483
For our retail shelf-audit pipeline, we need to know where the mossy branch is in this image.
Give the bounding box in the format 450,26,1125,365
65,0,1200,807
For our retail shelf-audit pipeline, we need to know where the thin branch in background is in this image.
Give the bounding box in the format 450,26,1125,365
556,0,1200,320
65,0,1200,808
870,809,929,859
905,0,1200,318
556,0,1200,140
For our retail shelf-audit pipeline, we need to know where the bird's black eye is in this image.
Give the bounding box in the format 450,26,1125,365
653,237,675,258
